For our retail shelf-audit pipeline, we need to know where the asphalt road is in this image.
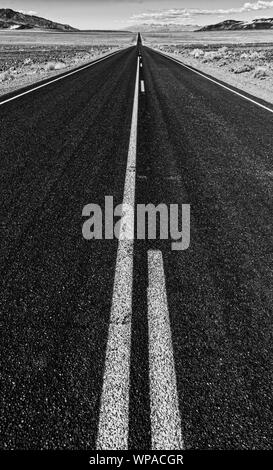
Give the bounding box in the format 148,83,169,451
1,41,273,450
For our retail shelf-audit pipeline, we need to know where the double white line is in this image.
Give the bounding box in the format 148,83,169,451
96,57,139,450
148,250,183,450
97,56,183,450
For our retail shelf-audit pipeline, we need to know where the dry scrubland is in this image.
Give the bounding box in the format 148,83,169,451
0,31,136,96
1,30,273,104
144,31,273,105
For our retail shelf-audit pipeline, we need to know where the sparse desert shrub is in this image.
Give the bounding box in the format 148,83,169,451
0,71,14,82
218,60,228,67
218,46,228,54
203,51,222,62
253,66,270,79
190,48,204,59
240,52,249,60
233,64,254,74
54,62,66,70
0,71,9,82
44,61,66,71
23,58,32,66
249,51,266,61
44,62,56,71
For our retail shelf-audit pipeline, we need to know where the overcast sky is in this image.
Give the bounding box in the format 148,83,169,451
2,1,273,29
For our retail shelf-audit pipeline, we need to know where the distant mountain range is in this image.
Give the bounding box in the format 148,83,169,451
197,18,273,31
126,24,200,33
0,8,78,31
3,8,272,34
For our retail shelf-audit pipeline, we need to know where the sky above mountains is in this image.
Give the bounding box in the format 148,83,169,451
2,1,273,29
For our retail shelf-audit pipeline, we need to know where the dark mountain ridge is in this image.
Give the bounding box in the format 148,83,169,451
0,8,78,31
197,18,273,31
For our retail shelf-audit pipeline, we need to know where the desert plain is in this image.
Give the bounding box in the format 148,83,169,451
0,30,273,103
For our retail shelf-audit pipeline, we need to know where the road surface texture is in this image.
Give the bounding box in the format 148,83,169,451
0,38,272,450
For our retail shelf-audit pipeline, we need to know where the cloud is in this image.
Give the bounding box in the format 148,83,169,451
130,1,273,25
243,0,273,10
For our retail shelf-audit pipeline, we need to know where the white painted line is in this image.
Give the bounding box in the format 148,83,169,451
154,49,273,115
0,49,123,107
96,57,140,451
141,80,145,93
148,250,184,450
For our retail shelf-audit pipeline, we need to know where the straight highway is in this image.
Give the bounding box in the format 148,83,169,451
0,36,272,450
